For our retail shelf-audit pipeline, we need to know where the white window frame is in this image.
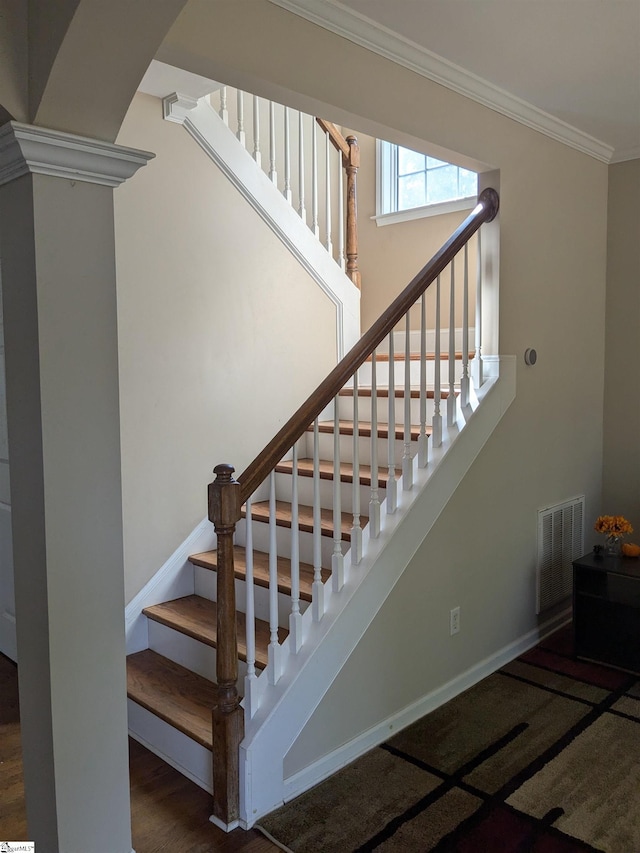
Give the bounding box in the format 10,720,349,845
374,139,478,227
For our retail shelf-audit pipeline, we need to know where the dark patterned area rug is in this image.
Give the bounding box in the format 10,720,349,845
258,626,640,852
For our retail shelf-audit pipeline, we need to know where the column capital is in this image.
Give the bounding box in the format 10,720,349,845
0,121,154,188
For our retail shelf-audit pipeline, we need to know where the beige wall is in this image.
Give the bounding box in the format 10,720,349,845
158,0,608,776
348,128,479,332
602,159,640,532
114,92,337,602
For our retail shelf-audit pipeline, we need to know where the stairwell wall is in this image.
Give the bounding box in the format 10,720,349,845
114,92,339,603
602,158,640,533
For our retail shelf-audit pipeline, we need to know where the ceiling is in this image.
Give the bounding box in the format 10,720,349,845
271,0,640,163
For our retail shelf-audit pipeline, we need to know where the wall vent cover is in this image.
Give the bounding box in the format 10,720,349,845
537,496,584,613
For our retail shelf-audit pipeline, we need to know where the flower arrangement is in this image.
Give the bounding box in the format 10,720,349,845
594,515,634,540
595,515,633,555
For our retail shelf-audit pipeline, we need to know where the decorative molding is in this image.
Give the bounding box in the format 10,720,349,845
0,122,155,188
267,0,615,164
163,95,361,359
281,607,571,807
610,144,640,165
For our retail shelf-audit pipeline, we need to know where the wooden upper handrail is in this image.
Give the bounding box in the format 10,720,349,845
316,118,351,159
238,188,499,502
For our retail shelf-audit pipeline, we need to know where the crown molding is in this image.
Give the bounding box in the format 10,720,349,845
0,122,155,188
610,144,640,165
268,0,615,164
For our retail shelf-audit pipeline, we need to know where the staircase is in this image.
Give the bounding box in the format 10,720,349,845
124,81,513,833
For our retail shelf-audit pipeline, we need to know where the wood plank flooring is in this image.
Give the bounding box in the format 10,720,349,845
0,653,278,852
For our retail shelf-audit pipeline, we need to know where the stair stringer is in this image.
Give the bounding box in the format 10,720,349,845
239,356,516,827
163,94,360,360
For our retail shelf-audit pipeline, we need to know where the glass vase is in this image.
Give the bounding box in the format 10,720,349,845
605,536,622,557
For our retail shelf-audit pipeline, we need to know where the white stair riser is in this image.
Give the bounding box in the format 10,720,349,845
274,470,382,514
194,564,307,627
338,393,440,425
305,429,417,467
356,358,468,387
236,516,345,569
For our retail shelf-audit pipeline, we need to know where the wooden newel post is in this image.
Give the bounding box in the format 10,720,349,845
208,463,244,828
344,134,361,290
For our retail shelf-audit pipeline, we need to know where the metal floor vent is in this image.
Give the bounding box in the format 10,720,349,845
537,496,584,614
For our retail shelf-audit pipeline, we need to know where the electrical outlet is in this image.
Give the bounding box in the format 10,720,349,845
450,606,460,635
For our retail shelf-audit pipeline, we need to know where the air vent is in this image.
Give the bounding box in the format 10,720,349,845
537,496,584,613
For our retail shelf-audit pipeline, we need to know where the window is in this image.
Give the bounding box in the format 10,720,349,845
377,140,478,225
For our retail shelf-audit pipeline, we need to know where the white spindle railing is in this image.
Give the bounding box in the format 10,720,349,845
402,312,413,490
474,229,483,388
312,419,324,620
369,351,381,538
418,293,428,468
447,260,457,427
206,187,496,729
432,274,442,447
208,86,352,278
351,371,362,564
267,472,281,685
243,496,257,717
289,443,302,653
461,244,470,408
332,398,344,592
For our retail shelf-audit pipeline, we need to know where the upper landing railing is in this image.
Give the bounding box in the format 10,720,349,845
207,187,499,827
209,87,361,288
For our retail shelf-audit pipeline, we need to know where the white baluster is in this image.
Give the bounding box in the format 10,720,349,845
289,443,302,653
461,243,470,409
243,496,257,717
447,259,457,427
338,162,345,270
369,349,381,537
418,292,429,468
386,334,398,513
473,229,484,388
269,101,277,185
283,107,292,204
219,86,228,125
311,119,319,237
332,397,344,592
402,311,413,490
312,419,324,620
252,95,261,168
351,371,362,565
325,132,332,255
298,112,306,221
432,274,443,448
267,471,282,685
236,90,245,147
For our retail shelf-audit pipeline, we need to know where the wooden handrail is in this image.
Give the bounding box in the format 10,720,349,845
238,187,499,501
316,118,350,159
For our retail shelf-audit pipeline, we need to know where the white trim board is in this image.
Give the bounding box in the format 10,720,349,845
267,0,614,164
281,607,571,807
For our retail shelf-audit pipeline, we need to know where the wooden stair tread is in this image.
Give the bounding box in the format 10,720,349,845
339,387,455,399
276,457,394,488
244,500,366,540
142,595,286,670
315,419,428,441
126,649,216,750
189,546,328,602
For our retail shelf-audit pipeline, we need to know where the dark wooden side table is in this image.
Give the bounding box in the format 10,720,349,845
573,551,640,674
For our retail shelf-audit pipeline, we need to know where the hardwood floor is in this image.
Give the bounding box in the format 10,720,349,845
0,653,278,852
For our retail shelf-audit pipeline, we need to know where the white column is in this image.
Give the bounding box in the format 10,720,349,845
0,122,152,853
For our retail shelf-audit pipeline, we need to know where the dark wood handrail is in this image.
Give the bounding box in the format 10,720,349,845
238,187,499,501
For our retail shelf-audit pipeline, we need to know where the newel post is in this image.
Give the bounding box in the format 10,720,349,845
208,463,244,829
344,135,361,289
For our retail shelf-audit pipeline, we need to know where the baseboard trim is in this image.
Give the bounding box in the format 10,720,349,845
125,517,215,653
282,607,571,804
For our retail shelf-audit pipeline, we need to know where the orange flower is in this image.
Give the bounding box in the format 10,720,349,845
594,515,633,538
